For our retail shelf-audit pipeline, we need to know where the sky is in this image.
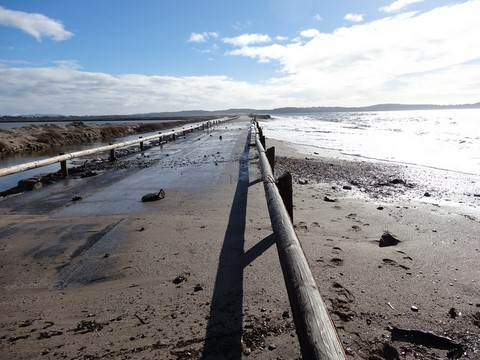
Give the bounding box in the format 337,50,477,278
0,0,479,115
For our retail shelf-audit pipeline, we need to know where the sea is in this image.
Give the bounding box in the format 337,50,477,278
260,109,480,176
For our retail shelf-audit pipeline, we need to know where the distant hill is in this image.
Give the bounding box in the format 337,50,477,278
125,102,480,117
1,102,479,121
269,102,480,114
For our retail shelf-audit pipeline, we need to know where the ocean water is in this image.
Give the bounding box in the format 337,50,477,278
261,109,480,175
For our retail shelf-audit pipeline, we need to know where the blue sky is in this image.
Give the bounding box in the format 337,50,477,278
0,0,479,115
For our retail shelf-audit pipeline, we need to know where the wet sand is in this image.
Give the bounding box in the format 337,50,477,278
0,117,479,359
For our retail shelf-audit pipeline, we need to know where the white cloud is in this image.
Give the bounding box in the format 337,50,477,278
223,33,271,47
188,33,206,43
314,14,322,21
0,63,288,115
344,13,364,22
188,32,218,43
275,36,288,41
300,29,321,38
380,0,423,13
0,6,73,41
226,43,289,64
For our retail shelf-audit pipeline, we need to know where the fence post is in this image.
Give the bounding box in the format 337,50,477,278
260,135,266,149
59,153,68,178
258,126,263,138
266,146,275,175
276,172,293,222
109,143,116,162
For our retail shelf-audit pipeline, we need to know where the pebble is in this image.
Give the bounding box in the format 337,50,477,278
173,275,187,284
193,284,204,292
411,305,419,312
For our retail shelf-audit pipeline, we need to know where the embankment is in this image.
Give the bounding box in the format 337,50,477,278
0,120,197,155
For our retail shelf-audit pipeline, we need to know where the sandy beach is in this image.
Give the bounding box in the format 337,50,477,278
0,116,479,359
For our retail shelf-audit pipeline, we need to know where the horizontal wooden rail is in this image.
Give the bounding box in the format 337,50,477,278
253,121,346,360
0,118,230,178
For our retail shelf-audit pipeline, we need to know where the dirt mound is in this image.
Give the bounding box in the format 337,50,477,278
0,121,189,154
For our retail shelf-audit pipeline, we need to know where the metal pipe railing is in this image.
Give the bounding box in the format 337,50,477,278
0,118,229,178
253,121,346,360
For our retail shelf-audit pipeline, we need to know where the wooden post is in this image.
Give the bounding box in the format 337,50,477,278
260,135,266,149
258,126,263,138
139,137,144,152
59,153,68,178
276,172,293,222
266,146,275,176
109,143,116,162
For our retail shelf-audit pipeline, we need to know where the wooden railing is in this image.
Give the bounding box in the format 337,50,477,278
253,120,346,360
0,118,230,178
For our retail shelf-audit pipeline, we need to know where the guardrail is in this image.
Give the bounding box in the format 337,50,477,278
253,119,346,360
0,118,231,178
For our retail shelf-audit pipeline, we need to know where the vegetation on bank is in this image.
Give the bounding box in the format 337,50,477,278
0,119,213,154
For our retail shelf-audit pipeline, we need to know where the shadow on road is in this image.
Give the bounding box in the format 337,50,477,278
202,129,275,359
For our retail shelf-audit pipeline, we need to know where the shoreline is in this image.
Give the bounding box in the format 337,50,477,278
268,138,480,213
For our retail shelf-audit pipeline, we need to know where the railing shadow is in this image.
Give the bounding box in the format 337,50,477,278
202,130,275,359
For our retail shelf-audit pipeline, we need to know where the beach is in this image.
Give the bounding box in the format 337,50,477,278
0,116,479,359
271,139,480,359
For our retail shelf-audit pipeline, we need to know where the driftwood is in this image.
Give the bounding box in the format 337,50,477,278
388,325,464,358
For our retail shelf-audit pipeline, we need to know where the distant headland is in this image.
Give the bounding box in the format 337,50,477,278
1,102,479,121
